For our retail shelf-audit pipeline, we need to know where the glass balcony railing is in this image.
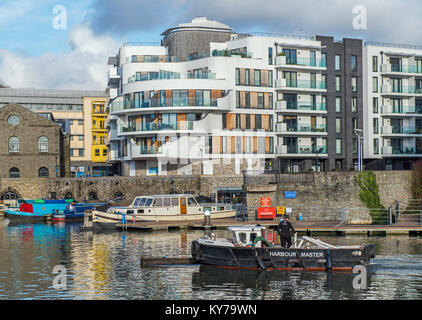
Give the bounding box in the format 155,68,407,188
284,124,327,133
111,97,219,112
381,64,422,74
285,102,327,111
139,145,162,155
128,71,217,83
286,145,327,154
284,79,326,89
120,121,194,133
384,106,422,114
382,126,422,134
384,85,422,94
284,57,327,68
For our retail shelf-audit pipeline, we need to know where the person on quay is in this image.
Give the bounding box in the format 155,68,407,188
277,215,296,248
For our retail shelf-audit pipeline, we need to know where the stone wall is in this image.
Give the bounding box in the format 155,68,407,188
0,170,413,223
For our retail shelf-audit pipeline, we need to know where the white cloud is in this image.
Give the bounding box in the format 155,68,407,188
0,24,119,90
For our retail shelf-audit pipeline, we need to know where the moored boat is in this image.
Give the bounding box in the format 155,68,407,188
190,226,376,271
92,194,236,230
5,199,74,222
51,202,106,222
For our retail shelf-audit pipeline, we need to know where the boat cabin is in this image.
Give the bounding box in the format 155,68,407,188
228,226,268,246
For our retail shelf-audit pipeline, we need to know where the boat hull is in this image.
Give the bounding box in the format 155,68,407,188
5,210,48,222
191,241,375,271
92,209,236,226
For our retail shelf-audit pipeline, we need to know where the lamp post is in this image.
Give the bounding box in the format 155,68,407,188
354,129,364,171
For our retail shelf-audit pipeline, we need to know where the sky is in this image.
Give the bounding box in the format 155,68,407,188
0,0,422,90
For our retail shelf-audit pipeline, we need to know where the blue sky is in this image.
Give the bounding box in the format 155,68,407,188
1,0,422,90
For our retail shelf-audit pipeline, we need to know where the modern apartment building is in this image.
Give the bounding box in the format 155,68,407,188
106,17,422,176
317,36,364,171
0,88,110,176
363,43,422,170
106,17,370,176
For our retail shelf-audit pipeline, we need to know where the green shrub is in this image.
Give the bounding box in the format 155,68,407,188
356,170,385,224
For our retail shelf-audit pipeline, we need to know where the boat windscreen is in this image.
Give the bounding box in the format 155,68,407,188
133,198,141,207
139,198,147,206
144,198,153,207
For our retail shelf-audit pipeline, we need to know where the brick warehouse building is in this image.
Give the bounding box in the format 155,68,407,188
0,103,70,180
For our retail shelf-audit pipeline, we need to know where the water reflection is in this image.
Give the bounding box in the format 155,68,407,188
0,219,422,300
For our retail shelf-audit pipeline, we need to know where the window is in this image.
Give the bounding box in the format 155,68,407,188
352,118,358,130
373,77,378,93
103,149,107,156
9,137,19,153
352,77,357,92
268,47,273,65
235,68,240,85
336,139,342,154
268,70,273,87
321,74,327,89
78,135,84,141
78,149,84,157
351,55,357,72
254,70,261,86
222,113,227,129
78,120,83,125
352,97,357,113
255,115,262,130
335,55,341,70
373,98,378,113
245,69,250,85
373,138,379,154
321,53,327,67
372,56,378,72
373,118,379,134
336,76,341,91
7,115,20,126
336,118,342,133
9,168,20,179
38,136,48,152
336,97,341,112
95,149,100,156
38,167,49,178
246,114,251,129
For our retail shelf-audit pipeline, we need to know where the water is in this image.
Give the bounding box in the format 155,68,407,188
1,218,422,300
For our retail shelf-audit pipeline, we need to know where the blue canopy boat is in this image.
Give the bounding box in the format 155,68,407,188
51,202,106,222
5,199,74,222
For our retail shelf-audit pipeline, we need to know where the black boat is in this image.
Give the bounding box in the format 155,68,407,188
191,226,375,271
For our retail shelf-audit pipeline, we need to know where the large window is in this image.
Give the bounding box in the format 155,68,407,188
336,139,342,154
352,77,357,92
352,97,358,113
8,137,19,153
38,167,49,178
373,118,379,134
38,136,48,152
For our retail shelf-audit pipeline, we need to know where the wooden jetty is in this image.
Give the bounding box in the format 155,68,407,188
115,218,422,236
140,255,195,267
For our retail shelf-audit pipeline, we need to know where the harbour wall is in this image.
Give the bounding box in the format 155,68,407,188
0,170,413,221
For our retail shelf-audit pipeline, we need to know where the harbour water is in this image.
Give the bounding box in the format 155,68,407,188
1,218,422,300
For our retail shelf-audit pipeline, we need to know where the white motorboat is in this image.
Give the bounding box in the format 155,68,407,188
92,194,236,229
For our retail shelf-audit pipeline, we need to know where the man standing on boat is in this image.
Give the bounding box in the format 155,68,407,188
277,215,296,248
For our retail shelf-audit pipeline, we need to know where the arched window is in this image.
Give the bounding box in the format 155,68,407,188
38,167,49,178
9,168,20,179
8,137,19,153
38,136,48,152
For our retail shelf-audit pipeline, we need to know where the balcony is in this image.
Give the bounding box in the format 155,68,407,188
120,120,194,134
381,126,422,135
275,78,326,91
382,146,422,156
381,84,422,95
275,56,326,69
276,122,327,134
275,100,326,112
108,67,120,85
381,104,422,115
380,64,422,75
128,71,217,83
